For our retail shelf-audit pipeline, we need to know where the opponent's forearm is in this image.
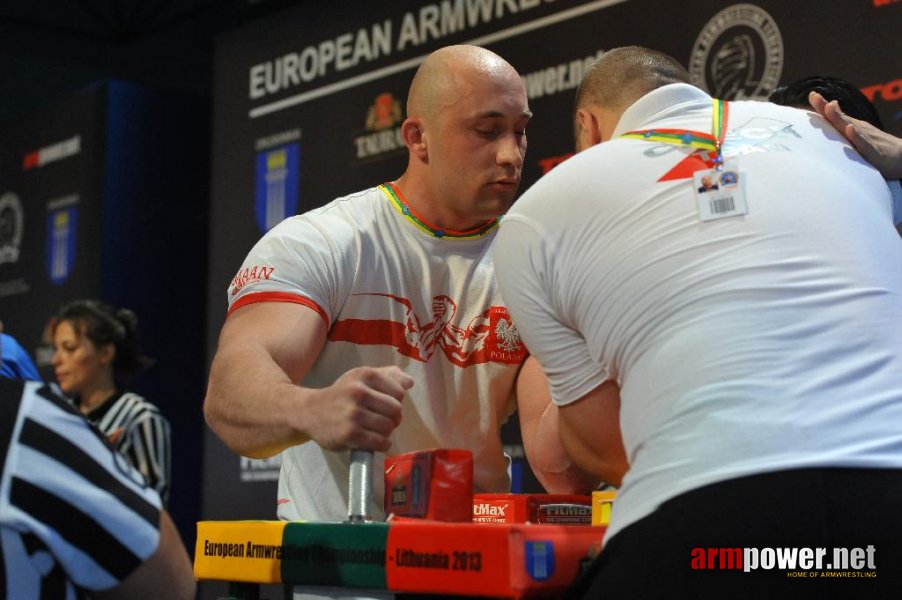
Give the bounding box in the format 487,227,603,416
560,416,628,488
204,340,317,458
525,402,599,494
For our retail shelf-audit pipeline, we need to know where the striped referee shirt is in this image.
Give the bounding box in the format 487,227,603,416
83,392,172,503
0,379,161,598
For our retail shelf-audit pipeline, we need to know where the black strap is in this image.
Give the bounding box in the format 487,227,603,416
0,378,25,475
0,378,25,598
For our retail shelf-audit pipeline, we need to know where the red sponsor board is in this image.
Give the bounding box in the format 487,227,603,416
385,519,605,598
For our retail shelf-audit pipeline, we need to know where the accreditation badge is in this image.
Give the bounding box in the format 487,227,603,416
693,161,747,222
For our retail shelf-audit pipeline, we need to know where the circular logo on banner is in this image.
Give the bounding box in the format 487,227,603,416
0,192,24,264
689,3,784,100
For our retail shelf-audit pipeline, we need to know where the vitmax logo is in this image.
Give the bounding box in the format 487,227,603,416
473,503,506,517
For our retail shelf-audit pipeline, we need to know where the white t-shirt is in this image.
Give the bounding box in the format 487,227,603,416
229,183,525,521
496,83,902,541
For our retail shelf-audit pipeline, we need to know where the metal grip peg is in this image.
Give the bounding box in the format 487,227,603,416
348,449,374,522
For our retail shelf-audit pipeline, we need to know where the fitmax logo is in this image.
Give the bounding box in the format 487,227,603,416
473,503,506,517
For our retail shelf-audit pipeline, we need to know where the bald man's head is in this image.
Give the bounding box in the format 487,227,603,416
395,44,529,230
575,46,691,115
407,45,521,124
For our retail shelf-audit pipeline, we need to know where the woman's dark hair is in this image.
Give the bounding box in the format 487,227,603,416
769,76,884,130
55,300,152,383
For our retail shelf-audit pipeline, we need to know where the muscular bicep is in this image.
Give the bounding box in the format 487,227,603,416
217,300,328,383
204,300,331,456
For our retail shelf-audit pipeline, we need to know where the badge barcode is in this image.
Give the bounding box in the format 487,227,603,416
710,196,735,214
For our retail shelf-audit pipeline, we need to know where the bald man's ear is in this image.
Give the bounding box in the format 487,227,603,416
402,117,429,161
575,108,604,151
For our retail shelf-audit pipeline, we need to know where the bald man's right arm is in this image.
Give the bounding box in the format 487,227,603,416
204,301,412,458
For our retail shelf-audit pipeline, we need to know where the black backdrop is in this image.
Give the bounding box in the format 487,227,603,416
198,1,902,598
0,81,209,550
204,0,902,524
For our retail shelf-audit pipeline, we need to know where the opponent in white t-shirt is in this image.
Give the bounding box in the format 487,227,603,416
496,48,902,597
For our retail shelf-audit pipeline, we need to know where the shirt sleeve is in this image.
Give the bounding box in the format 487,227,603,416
5,382,162,592
494,218,610,406
226,211,358,325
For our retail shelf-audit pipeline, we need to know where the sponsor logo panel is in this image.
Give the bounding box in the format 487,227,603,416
0,192,25,265
689,3,783,100
46,196,79,285
247,0,557,103
240,455,282,482
520,50,605,100
861,78,902,104
255,142,300,232
23,135,81,170
354,92,405,162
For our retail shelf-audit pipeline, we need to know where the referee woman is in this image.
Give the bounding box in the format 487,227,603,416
51,299,172,502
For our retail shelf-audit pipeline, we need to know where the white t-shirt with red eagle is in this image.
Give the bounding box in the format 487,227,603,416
228,182,526,521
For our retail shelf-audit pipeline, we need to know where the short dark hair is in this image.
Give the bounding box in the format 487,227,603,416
576,46,691,114
769,76,883,129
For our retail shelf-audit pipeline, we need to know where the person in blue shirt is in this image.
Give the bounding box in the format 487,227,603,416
0,326,41,381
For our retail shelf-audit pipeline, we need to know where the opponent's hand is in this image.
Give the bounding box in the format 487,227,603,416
304,366,413,452
809,91,902,179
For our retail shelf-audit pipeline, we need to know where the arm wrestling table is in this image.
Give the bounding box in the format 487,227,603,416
195,451,613,598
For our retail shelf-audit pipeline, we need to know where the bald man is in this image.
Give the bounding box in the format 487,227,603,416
496,47,902,597
205,45,589,529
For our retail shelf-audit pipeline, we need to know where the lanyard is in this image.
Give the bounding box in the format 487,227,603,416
621,99,729,168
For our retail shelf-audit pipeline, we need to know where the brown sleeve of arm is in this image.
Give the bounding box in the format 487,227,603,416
93,510,196,600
